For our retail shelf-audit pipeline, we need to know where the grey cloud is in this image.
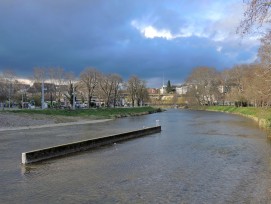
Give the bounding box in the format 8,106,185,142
0,0,259,86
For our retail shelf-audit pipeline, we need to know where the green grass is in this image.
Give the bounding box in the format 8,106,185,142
7,107,162,119
204,106,260,117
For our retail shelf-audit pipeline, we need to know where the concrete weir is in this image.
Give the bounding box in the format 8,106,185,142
22,126,161,164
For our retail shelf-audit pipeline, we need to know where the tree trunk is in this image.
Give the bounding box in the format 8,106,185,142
88,95,92,108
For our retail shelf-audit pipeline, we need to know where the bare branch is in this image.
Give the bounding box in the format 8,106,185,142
238,0,271,35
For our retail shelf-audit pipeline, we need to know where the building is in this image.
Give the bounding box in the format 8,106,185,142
147,88,159,94
175,84,189,95
160,85,167,94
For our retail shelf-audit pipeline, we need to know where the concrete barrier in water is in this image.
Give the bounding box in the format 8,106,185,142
22,126,161,164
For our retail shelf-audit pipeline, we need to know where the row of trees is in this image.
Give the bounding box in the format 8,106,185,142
0,70,19,108
186,32,271,107
0,67,149,108
186,0,271,107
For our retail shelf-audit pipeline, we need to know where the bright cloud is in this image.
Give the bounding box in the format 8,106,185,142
131,20,208,40
216,46,223,52
142,26,173,40
131,20,174,39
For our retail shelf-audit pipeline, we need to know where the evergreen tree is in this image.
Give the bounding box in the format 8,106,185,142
166,80,172,93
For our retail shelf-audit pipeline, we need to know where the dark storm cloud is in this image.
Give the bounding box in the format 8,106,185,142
0,0,259,87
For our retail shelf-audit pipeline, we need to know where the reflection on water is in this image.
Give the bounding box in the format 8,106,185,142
1,109,271,203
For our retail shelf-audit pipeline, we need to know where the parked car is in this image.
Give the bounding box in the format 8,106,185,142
74,102,88,109
28,104,35,109
80,103,88,108
21,102,35,109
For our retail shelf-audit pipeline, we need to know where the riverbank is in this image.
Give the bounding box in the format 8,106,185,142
189,106,271,129
0,107,162,129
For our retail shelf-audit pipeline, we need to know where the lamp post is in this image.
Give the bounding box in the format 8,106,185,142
8,82,11,109
21,89,25,109
41,80,47,110
72,84,76,110
41,80,45,110
21,91,23,108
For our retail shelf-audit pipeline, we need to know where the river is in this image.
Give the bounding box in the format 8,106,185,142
1,109,271,203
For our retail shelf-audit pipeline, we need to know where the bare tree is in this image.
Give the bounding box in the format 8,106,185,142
48,67,66,107
0,74,6,104
126,76,149,107
31,67,48,108
224,65,249,106
64,72,77,108
97,74,112,107
186,67,220,105
31,67,47,95
33,67,47,83
46,68,57,107
186,85,201,105
238,0,271,35
111,74,123,107
246,64,268,106
136,80,149,106
16,81,30,108
2,69,17,108
126,76,141,107
252,35,271,106
97,74,122,107
80,67,100,108
258,32,271,70
219,70,231,105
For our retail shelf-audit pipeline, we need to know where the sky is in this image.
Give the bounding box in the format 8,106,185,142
0,0,261,87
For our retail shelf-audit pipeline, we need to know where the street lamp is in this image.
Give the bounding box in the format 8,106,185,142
20,89,26,109
41,80,47,110
72,84,76,110
8,81,11,109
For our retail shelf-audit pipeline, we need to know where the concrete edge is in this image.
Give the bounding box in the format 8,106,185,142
22,126,162,164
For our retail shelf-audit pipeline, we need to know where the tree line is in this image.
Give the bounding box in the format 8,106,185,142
186,0,271,107
0,67,149,108
186,32,271,107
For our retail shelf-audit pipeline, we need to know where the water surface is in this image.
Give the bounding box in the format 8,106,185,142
1,109,271,203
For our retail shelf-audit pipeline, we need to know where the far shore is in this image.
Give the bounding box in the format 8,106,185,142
0,106,162,131
188,105,271,131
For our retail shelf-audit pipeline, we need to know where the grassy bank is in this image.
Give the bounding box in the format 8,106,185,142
7,107,162,119
190,106,271,128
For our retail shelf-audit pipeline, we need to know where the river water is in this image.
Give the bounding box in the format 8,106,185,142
1,109,271,203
